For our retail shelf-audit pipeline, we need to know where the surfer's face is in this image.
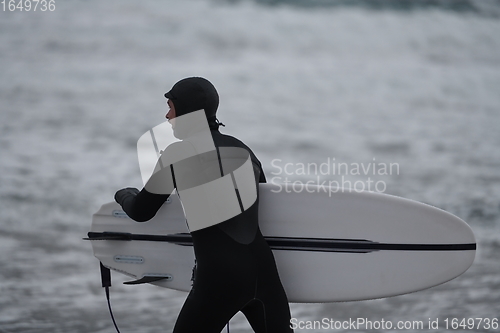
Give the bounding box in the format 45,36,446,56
166,99,176,121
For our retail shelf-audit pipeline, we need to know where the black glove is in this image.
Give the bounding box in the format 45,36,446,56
114,187,140,206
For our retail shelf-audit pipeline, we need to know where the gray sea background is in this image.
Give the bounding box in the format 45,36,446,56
1,0,499,332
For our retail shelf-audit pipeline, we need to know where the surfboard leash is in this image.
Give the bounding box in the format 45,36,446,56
100,262,229,333
100,262,122,333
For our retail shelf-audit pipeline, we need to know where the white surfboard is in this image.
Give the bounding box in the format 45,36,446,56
87,184,476,303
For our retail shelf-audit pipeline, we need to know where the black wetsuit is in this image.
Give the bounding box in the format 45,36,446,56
115,129,293,333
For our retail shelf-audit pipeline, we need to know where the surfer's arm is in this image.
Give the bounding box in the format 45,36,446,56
115,187,169,222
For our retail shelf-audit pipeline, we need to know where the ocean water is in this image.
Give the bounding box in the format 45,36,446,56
1,0,499,332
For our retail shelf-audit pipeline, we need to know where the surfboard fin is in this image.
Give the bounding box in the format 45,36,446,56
123,275,172,285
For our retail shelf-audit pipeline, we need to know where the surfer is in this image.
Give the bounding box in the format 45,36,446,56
114,77,293,333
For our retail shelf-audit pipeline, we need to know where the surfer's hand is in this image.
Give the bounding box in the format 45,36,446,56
114,187,140,205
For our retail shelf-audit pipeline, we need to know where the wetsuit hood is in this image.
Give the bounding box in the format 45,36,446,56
164,77,219,119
